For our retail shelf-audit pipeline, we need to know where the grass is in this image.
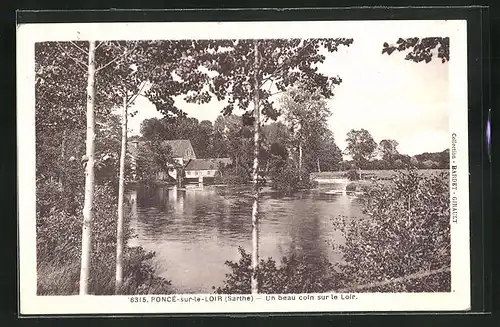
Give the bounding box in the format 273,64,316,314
37,260,81,295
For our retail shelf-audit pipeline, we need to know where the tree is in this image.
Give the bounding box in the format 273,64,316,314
344,129,377,169
196,120,215,158
379,139,399,162
280,87,332,178
36,40,139,295
213,114,254,175
81,40,139,294
316,130,342,172
135,140,175,181
141,116,216,159
37,40,211,295
382,37,449,63
102,40,215,293
101,41,147,294
62,40,150,294
140,117,166,141
35,41,119,186
262,122,291,149
185,37,353,293
79,40,98,295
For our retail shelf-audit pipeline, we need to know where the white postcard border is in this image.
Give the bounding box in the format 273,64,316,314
17,19,470,315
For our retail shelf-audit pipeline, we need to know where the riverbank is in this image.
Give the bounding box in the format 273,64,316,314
311,169,447,181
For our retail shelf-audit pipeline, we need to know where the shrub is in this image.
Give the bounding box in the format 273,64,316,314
215,166,249,185
269,159,317,194
214,247,339,294
345,183,357,192
36,179,172,295
345,167,360,181
333,168,450,292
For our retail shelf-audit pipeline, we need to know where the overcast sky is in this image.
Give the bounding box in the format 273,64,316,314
128,33,450,157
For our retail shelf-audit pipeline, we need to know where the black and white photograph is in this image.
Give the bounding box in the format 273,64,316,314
17,19,470,314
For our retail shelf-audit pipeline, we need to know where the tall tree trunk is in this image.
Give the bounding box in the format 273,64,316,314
298,142,303,181
317,157,321,173
79,40,97,295
115,94,128,294
250,40,260,294
59,129,66,188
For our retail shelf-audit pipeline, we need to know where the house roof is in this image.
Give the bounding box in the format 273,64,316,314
127,139,196,160
185,158,232,171
164,140,196,159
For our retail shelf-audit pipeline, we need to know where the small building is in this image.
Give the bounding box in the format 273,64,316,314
128,139,197,182
164,139,197,166
184,158,232,182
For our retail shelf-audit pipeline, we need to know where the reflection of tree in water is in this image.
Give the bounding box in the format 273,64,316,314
286,202,327,265
224,198,253,235
137,184,167,209
134,186,175,238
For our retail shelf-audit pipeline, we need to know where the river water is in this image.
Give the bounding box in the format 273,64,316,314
128,180,365,293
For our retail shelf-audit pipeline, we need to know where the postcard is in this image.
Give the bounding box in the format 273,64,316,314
17,18,470,315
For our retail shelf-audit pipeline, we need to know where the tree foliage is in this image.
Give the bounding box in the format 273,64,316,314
333,168,450,292
36,180,172,295
344,129,378,168
183,38,353,120
35,40,207,295
382,37,450,63
280,87,333,170
378,139,400,162
214,247,339,294
134,141,175,182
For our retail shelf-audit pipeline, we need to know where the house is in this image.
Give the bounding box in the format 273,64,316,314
128,139,197,181
163,139,197,166
184,158,232,182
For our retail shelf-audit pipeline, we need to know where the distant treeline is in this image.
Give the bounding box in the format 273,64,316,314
339,149,450,171
137,116,450,175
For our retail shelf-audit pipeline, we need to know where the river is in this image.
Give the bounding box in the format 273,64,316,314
127,180,365,294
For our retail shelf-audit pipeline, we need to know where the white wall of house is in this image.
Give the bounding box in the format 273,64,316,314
185,169,218,178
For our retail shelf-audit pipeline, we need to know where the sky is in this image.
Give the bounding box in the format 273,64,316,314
128,33,450,157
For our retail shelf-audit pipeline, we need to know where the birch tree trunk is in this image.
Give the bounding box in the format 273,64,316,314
317,157,321,173
298,142,303,181
79,40,97,295
59,129,66,188
115,94,128,294
250,40,261,294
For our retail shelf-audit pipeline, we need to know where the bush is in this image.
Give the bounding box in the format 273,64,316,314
269,159,317,194
214,247,339,294
214,166,249,185
333,168,450,292
36,179,172,295
345,183,357,192
345,167,360,181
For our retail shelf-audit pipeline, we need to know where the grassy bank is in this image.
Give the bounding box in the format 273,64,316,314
311,169,448,181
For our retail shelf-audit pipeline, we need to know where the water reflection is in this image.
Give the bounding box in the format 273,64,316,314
128,182,364,293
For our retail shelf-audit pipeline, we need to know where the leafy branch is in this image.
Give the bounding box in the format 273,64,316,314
96,41,139,73
382,37,450,63
69,41,88,55
258,40,314,88
55,42,88,71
